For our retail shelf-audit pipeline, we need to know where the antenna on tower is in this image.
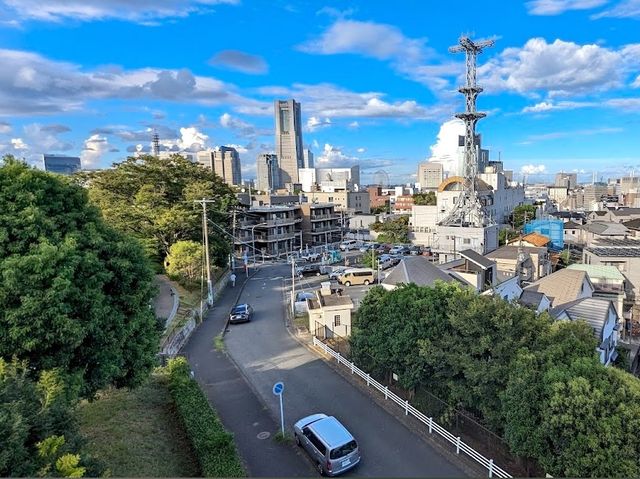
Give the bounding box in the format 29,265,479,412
440,35,495,227
152,129,160,158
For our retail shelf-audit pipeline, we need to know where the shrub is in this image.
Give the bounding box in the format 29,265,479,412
166,358,244,477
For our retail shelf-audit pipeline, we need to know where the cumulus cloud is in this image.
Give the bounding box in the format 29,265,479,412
176,126,209,151
306,116,332,132
209,50,268,74
427,118,465,176
1,0,239,24
0,122,74,162
521,164,547,174
592,0,640,18
11,138,27,150
526,0,608,15
315,143,358,168
348,121,359,129
479,38,640,97
80,134,112,168
0,48,260,116
521,99,597,112
219,112,269,138
357,147,366,153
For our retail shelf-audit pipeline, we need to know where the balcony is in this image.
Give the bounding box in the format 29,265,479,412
310,213,340,221
254,232,298,242
311,225,341,233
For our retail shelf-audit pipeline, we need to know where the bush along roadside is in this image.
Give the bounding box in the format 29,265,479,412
166,358,244,477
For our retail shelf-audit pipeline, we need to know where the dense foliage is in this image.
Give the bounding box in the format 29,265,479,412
370,215,409,244
351,282,640,477
510,204,537,230
413,191,437,206
167,358,244,477
79,154,236,267
0,157,160,397
165,240,205,288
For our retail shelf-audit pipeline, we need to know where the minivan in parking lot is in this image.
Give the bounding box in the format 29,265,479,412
294,413,360,476
339,240,358,251
337,268,376,286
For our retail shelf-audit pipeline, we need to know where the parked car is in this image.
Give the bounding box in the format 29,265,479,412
359,243,377,253
375,244,391,254
408,245,421,255
337,268,376,286
339,240,359,251
229,303,253,324
294,413,360,476
300,251,320,262
329,267,347,280
296,263,323,277
296,291,315,302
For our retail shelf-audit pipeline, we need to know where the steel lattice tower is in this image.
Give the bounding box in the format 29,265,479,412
440,35,494,227
152,130,160,157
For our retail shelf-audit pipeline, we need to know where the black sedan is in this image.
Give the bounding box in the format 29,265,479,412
229,303,253,324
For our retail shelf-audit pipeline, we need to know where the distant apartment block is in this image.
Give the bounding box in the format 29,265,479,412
417,162,444,190
43,154,81,175
256,153,281,192
236,205,302,258
300,203,341,247
303,149,314,169
275,99,304,185
308,190,370,214
197,146,242,186
555,172,578,190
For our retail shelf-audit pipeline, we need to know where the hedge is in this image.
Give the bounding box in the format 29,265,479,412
167,358,244,477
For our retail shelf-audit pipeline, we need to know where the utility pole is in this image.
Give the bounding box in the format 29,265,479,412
199,198,214,305
291,257,296,315
232,208,237,270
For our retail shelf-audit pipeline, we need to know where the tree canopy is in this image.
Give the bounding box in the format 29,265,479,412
78,154,236,267
370,215,409,244
510,204,537,230
413,191,436,206
351,282,640,477
0,157,160,397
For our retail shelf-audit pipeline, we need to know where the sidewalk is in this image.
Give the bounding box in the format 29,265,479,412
182,269,313,477
153,274,176,320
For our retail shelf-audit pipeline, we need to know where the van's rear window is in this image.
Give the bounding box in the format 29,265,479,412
330,440,357,459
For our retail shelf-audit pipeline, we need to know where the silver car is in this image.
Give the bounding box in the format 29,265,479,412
294,413,360,476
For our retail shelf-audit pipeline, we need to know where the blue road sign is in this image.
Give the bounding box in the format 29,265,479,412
273,381,284,395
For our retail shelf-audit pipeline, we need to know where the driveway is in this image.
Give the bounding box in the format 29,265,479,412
221,264,467,477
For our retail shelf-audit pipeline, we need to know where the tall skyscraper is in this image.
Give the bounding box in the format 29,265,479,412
43,154,81,174
555,172,577,190
303,148,314,169
274,99,304,185
417,162,444,190
256,153,281,192
197,146,242,186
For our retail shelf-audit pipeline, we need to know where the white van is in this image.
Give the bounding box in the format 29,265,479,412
339,240,358,251
337,268,376,286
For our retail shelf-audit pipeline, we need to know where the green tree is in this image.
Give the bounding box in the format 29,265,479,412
164,240,205,288
413,191,436,206
0,157,160,397
511,204,537,230
78,154,236,267
362,250,378,269
370,215,409,244
498,227,517,246
371,203,389,215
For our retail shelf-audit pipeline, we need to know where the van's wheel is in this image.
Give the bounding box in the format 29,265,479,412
316,462,325,476
364,279,370,285
295,434,301,446
344,281,351,287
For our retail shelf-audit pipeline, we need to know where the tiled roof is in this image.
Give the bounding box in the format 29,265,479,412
623,218,640,230
583,222,630,236
459,249,495,269
382,256,455,287
486,245,547,260
567,264,625,282
524,269,593,307
508,232,550,247
564,220,582,229
550,297,614,340
519,290,546,308
610,208,640,216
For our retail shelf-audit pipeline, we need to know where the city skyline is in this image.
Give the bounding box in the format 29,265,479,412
0,0,639,184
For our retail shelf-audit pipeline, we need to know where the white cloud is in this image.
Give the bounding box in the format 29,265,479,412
0,48,260,116
526,0,608,15
357,147,366,153
209,50,268,74
427,118,465,176
525,126,623,142
1,0,239,24
11,138,27,150
592,0,640,18
521,99,597,112
348,121,359,129
81,134,112,168
306,116,332,132
479,38,640,96
315,143,358,168
521,164,547,174
224,143,248,154
312,139,320,149
177,127,209,151
632,75,640,88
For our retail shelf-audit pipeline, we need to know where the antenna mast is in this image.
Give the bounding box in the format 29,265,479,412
440,35,494,227
152,129,160,158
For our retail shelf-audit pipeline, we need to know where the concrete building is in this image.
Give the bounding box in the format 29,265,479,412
197,146,242,186
303,149,314,169
298,168,317,193
394,195,414,214
307,289,354,338
43,154,81,174
235,205,302,259
567,264,626,322
555,172,578,189
300,203,341,247
548,186,569,204
417,162,444,190
367,186,389,211
307,190,370,214
485,245,551,282
435,224,499,263
583,183,608,211
255,153,280,192
315,166,360,191
274,99,304,185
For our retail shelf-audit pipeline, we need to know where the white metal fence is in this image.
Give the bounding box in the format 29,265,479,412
312,337,512,478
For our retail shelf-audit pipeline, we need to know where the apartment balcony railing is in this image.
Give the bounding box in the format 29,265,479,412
311,225,342,233
310,213,341,221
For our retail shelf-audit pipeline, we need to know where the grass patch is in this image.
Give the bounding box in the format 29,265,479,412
274,431,293,444
294,312,309,330
213,334,225,352
76,373,199,477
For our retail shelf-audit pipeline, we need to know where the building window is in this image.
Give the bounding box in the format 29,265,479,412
334,315,341,326
463,238,471,244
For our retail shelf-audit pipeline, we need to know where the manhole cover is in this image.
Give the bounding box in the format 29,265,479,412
257,431,270,440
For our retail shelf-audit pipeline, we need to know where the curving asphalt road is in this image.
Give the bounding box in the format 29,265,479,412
189,263,468,477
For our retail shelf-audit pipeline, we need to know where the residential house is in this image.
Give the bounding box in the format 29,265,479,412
523,268,594,308
507,232,551,249
381,256,457,290
587,210,609,222
550,298,619,365
567,264,626,326
518,290,551,313
485,245,551,282
307,289,354,338
581,221,630,247
563,220,583,244
622,218,640,238
597,207,640,223
549,211,586,224
483,275,523,302
441,249,497,291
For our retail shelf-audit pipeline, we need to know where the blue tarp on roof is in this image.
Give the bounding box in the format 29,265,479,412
524,219,564,250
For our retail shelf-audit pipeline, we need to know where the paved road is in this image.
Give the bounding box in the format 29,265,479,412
153,274,176,320
221,263,467,477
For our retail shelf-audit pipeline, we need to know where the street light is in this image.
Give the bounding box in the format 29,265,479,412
251,222,267,268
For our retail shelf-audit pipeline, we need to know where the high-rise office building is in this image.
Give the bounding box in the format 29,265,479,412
256,153,280,192
197,146,242,186
274,99,304,185
417,162,444,190
555,172,577,190
43,154,81,175
303,149,314,169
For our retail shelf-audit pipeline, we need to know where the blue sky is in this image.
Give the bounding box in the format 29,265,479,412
0,0,639,184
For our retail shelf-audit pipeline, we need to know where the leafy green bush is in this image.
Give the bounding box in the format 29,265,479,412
167,358,244,477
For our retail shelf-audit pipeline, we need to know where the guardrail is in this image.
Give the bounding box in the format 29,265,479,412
312,337,511,478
